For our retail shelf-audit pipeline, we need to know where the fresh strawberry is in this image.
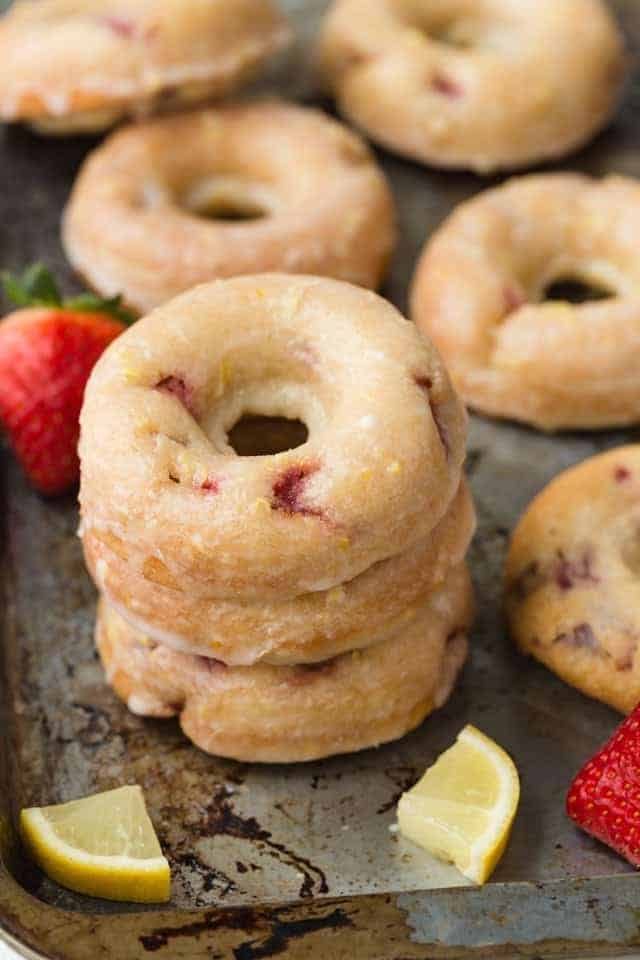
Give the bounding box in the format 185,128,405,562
567,704,640,867
0,264,132,495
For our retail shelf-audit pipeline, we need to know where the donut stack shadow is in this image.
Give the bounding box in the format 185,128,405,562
78,275,476,763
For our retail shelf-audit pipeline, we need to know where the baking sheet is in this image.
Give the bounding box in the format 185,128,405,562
2,0,640,957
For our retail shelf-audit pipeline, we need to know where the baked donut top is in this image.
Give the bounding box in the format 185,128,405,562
79,274,467,598
61,102,397,312
0,0,291,123
317,0,626,171
322,0,624,71
505,446,640,710
411,173,640,429
507,446,640,579
65,101,386,228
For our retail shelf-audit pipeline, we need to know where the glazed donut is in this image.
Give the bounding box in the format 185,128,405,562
63,102,397,313
83,477,475,665
316,0,625,173
411,173,640,431
505,446,640,715
79,275,467,609
0,0,291,134
97,564,474,762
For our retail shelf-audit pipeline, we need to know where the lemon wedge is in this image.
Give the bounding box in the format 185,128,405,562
397,725,519,884
20,785,170,902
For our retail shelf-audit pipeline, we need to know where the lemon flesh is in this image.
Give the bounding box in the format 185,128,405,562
20,785,170,903
397,725,520,884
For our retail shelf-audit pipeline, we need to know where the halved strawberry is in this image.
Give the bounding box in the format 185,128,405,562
0,264,132,495
567,704,640,867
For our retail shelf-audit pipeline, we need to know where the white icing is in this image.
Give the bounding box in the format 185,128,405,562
127,693,168,715
358,414,376,429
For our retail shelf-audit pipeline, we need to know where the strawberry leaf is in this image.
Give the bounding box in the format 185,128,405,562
1,263,134,325
2,263,62,308
63,293,134,325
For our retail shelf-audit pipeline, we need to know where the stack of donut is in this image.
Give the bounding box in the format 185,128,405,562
78,274,475,762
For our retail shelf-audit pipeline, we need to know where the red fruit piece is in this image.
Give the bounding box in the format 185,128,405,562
155,375,196,416
567,704,640,867
197,656,226,673
431,72,463,98
503,284,527,314
100,15,136,37
198,477,219,495
271,463,321,517
553,548,599,591
414,374,449,458
0,264,131,495
553,622,599,652
289,659,337,686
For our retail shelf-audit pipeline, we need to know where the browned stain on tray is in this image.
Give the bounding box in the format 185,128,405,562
138,905,353,954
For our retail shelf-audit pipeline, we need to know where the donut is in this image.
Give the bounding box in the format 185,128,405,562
316,0,626,173
97,564,474,762
79,275,468,616
505,446,640,714
83,477,475,665
0,0,291,134
411,173,640,431
63,102,397,313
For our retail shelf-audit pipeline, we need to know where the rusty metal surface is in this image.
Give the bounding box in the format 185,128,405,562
2,0,640,957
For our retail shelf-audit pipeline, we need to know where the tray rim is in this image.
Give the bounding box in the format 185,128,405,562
3,854,640,959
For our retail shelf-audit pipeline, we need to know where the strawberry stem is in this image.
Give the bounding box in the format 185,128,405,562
2,262,61,308
2,263,134,324
63,293,134,325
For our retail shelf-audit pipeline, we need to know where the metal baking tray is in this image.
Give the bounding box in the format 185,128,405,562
2,1,640,957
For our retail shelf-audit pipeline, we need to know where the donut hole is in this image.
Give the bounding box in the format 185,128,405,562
227,415,309,457
542,276,615,304
430,19,477,49
399,3,517,56
180,177,270,222
191,196,266,223
399,4,485,49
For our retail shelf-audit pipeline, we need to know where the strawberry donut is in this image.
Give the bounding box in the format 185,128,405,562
79,275,467,653
63,103,396,314
97,564,474,762
506,447,640,714
411,174,640,430
0,0,291,134
316,0,625,173
84,477,475,665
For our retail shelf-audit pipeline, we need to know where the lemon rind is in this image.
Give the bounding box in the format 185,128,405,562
20,795,171,903
397,724,520,886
